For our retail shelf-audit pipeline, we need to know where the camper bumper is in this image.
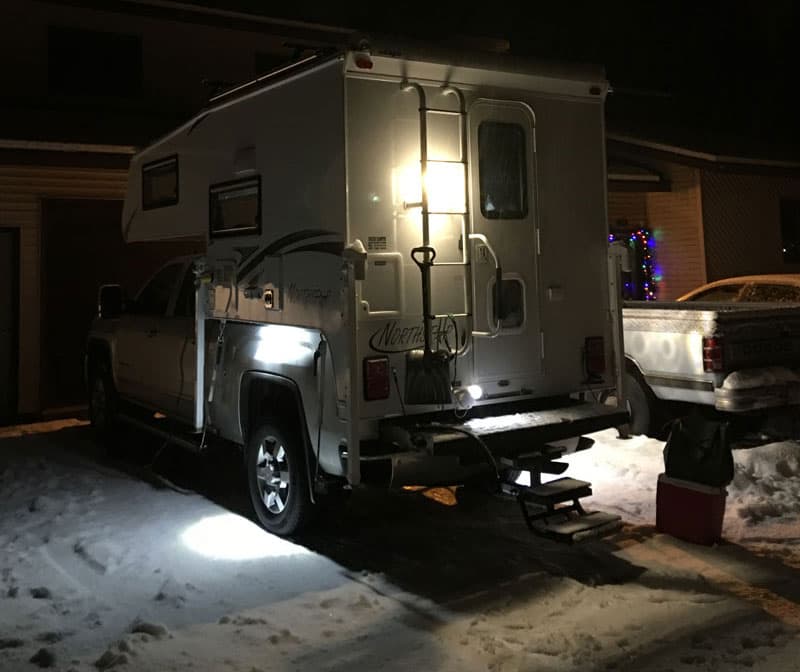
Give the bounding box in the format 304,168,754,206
359,400,628,487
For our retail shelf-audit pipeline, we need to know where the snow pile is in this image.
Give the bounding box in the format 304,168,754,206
722,366,800,390
573,428,800,541
728,441,800,536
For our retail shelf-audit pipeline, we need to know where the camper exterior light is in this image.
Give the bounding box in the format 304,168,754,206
394,161,465,213
467,384,483,400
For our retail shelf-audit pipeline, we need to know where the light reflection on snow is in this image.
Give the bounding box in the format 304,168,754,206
181,514,308,560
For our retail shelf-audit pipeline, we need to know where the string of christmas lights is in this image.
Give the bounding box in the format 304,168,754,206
608,227,658,300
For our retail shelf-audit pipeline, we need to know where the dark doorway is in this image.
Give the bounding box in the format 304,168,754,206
41,199,202,410
0,228,19,424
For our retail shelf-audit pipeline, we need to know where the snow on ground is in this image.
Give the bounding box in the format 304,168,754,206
566,428,800,544
1,421,800,671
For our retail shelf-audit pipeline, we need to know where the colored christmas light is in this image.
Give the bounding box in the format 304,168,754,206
609,227,658,301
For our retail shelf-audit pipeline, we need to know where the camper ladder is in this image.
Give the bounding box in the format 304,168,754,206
401,82,487,353
401,81,503,346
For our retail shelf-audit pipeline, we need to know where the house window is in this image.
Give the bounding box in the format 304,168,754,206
210,176,261,237
142,156,179,210
780,200,800,263
478,122,528,220
48,26,142,97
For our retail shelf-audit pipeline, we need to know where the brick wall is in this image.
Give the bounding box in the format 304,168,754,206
608,163,706,300
702,170,800,280
608,191,647,231
645,164,706,300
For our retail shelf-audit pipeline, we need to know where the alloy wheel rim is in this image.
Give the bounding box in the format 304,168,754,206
255,436,290,515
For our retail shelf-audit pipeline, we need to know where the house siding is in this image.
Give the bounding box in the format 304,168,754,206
0,164,127,414
701,170,800,280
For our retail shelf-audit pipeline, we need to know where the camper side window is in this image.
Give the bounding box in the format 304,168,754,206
478,122,528,220
142,156,178,209
209,176,261,237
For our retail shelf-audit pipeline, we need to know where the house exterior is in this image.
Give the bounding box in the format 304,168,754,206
606,134,800,301
0,0,350,422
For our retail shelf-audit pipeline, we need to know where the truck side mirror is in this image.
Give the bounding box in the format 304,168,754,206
98,284,125,319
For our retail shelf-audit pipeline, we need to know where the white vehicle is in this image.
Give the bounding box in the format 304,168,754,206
86,44,627,541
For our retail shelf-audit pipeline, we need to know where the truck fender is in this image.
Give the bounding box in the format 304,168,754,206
238,371,313,458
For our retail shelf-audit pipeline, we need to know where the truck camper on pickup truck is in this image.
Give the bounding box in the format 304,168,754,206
87,42,628,542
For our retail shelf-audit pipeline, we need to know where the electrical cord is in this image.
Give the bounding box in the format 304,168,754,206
392,367,407,416
422,423,500,482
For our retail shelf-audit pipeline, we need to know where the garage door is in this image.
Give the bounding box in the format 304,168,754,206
41,199,202,410
0,228,19,424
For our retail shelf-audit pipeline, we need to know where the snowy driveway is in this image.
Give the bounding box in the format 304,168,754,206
2,422,800,671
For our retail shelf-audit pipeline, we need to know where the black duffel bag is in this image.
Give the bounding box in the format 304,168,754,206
663,413,734,487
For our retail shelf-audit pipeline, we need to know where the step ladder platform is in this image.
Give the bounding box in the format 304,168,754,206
530,511,622,544
522,477,592,505
500,444,564,470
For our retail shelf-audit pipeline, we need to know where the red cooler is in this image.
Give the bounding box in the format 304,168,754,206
656,473,727,545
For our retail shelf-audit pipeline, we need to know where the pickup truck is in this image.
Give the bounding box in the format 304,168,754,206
623,301,800,439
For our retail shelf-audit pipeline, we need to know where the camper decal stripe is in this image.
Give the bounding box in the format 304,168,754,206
283,242,345,256
236,228,338,282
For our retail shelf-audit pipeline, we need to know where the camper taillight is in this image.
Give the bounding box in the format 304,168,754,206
702,336,725,372
363,357,390,401
585,336,606,378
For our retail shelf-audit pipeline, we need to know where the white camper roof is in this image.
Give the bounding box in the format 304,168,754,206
122,44,607,243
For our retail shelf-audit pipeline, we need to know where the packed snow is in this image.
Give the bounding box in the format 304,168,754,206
722,366,800,390
1,420,800,671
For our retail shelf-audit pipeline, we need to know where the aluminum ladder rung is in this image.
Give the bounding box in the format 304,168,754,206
422,107,463,116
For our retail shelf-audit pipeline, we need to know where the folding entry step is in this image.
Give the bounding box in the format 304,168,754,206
500,444,622,544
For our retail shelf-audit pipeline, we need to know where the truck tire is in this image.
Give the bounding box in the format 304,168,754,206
624,371,657,436
246,423,315,536
88,359,118,442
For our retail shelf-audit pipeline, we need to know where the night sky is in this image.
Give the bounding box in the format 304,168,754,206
195,0,799,158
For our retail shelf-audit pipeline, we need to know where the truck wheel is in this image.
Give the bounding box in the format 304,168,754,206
88,360,118,440
624,371,657,436
246,424,315,536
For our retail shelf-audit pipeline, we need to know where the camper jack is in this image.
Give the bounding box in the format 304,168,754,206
87,42,628,541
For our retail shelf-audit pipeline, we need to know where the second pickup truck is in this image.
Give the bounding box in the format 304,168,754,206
623,301,800,440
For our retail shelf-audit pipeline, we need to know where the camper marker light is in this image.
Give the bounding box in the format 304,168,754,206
181,513,307,560
467,384,483,400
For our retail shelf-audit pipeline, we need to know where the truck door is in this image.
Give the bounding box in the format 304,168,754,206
158,263,196,422
468,100,541,393
115,261,184,406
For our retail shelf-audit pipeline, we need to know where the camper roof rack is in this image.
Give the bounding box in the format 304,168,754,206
207,47,340,108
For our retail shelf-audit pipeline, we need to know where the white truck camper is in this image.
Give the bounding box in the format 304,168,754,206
88,44,629,541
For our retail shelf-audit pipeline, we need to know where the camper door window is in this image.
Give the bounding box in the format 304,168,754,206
478,122,528,220
209,176,261,238
142,155,179,210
